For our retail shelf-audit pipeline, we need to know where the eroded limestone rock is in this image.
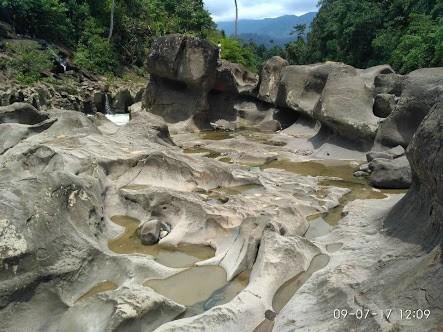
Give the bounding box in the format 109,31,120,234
376,68,443,147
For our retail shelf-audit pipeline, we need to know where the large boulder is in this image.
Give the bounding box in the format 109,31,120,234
112,89,133,114
374,73,405,96
369,155,412,189
357,64,394,89
314,70,379,141
373,93,396,118
138,219,161,245
234,101,276,125
258,56,288,104
144,35,218,124
366,145,405,162
146,76,211,123
146,34,218,91
0,102,49,125
375,68,443,148
269,62,392,142
384,100,443,252
206,61,259,125
213,60,258,96
276,62,355,118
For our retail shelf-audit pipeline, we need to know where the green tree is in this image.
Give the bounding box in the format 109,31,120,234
305,0,442,73
208,31,261,71
74,18,118,74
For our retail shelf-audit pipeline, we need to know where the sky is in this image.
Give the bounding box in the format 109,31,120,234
203,0,318,22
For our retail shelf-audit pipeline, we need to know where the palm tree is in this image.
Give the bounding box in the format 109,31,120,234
234,0,238,38
108,0,115,42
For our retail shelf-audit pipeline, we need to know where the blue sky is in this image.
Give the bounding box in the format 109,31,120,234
203,0,318,22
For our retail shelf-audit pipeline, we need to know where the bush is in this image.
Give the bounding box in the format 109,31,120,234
73,19,118,75
6,41,52,84
208,31,261,71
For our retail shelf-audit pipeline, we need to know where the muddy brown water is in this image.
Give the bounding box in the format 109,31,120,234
253,254,331,332
262,159,407,225
183,146,235,164
199,131,233,140
75,281,118,303
105,216,249,312
183,146,222,158
144,267,249,308
108,216,215,268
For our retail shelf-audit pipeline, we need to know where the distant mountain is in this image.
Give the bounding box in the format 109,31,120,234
216,12,317,47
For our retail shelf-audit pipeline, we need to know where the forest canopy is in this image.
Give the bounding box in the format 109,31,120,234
0,0,216,73
286,0,443,73
0,0,441,76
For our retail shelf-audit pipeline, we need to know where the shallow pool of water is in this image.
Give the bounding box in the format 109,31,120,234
199,131,233,140
273,254,330,312
183,146,221,158
253,254,330,332
108,216,215,268
262,160,357,180
262,160,407,225
212,184,263,196
75,281,118,303
144,266,249,309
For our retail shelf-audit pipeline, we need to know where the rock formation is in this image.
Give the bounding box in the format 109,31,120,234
258,56,288,104
384,99,443,252
0,33,442,332
144,34,219,124
375,68,443,147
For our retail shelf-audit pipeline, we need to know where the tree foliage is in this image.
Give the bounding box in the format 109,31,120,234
0,0,214,74
1,0,441,76
283,0,442,73
208,31,261,72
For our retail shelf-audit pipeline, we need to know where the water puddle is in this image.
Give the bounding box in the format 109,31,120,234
212,184,262,196
218,156,234,164
253,254,330,332
75,281,118,303
273,254,330,312
199,131,233,140
144,266,248,308
183,146,221,158
254,319,275,332
262,160,407,225
313,179,407,225
237,129,286,147
108,216,214,268
121,184,150,191
197,129,286,148
262,160,356,179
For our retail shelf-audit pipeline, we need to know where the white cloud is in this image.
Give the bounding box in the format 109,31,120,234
204,0,317,21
